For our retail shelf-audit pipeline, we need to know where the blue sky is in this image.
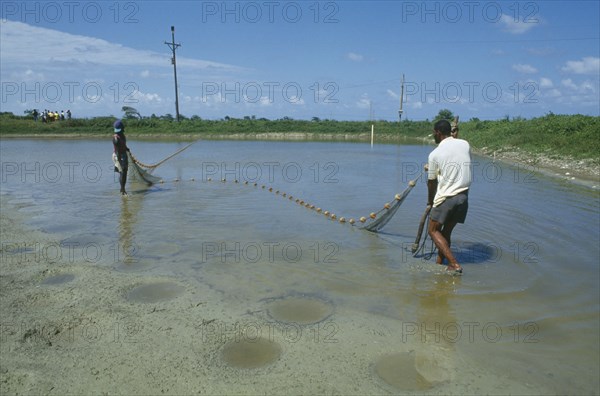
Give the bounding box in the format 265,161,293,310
1,1,599,121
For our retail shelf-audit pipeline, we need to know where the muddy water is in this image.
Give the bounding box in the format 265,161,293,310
1,138,598,393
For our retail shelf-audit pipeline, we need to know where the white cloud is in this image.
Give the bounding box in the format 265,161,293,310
0,20,245,72
356,97,370,109
0,20,249,117
287,96,305,105
132,91,163,103
561,78,596,94
499,14,537,34
561,79,578,90
512,64,537,74
346,52,364,62
315,89,333,101
581,81,595,92
15,69,46,82
547,89,561,98
259,97,273,107
539,77,553,88
561,57,600,75
386,89,398,99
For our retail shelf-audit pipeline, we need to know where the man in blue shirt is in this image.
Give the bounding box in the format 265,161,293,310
112,119,130,196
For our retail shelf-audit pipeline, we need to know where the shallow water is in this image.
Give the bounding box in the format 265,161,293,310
1,138,599,393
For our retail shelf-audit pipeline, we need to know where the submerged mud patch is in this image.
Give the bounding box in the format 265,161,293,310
125,281,184,303
41,273,75,285
221,337,282,369
266,295,333,325
114,260,159,273
374,352,433,391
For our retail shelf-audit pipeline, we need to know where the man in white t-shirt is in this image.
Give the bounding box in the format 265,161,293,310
427,119,472,275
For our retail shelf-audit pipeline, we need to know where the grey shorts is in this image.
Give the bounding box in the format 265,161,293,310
431,192,468,225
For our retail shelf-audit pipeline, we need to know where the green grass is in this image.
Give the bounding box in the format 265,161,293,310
459,114,600,161
1,112,598,163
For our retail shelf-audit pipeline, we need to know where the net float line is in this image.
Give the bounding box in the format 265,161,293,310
154,175,421,233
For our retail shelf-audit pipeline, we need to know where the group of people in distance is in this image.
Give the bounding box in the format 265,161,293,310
111,116,472,275
32,109,71,122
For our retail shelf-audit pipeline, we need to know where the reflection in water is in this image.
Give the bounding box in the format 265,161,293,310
414,277,458,385
374,352,432,391
375,276,459,391
118,193,144,269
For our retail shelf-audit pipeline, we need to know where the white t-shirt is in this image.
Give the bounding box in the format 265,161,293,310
428,137,472,207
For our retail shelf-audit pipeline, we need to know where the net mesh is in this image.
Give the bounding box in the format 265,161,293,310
127,152,162,186
126,142,195,186
360,181,416,232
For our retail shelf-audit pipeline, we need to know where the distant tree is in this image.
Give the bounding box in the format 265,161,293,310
434,109,454,122
161,113,174,121
312,117,321,122
122,106,142,119
191,115,201,121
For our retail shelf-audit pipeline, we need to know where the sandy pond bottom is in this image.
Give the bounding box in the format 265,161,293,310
0,207,565,395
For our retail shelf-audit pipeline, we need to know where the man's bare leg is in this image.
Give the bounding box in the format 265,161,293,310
428,219,462,272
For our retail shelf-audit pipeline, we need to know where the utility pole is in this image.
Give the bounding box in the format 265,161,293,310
398,74,405,122
164,26,181,122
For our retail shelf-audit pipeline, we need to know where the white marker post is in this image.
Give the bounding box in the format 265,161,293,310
371,124,374,148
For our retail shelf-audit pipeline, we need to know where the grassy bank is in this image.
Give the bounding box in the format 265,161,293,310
0,113,429,138
1,112,599,164
459,114,600,162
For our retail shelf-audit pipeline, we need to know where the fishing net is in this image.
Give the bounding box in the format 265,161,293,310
360,180,417,232
122,140,420,234
127,152,162,186
260,175,422,233
126,142,195,187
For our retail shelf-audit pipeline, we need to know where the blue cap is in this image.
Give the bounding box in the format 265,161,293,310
114,119,124,133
